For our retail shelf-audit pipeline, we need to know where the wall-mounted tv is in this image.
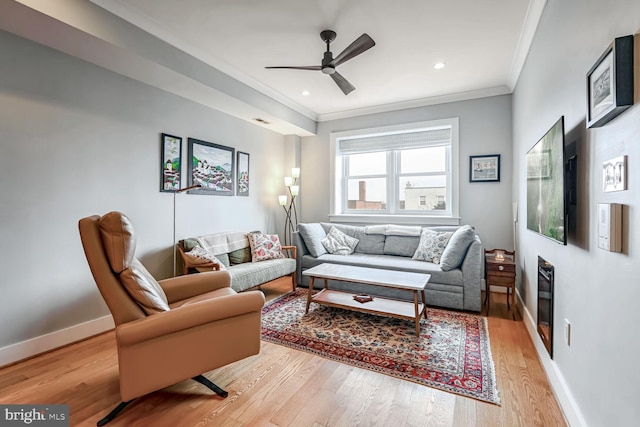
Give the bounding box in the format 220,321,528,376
526,117,567,245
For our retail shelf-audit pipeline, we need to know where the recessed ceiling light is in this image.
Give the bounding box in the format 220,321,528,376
434,62,446,70
301,90,310,96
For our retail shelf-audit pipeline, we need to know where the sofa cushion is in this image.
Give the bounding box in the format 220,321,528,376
184,246,228,271
353,229,386,255
412,229,453,263
301,253,463,287
228,258,295,292
440,225,476,271
120,258,170,315
384,235,420,257
229,247,252,264
180,238,201,252
321,226,359,255
248,233,285,262
298,223,328,257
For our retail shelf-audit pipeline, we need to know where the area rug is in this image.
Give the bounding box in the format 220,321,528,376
261,289,500,405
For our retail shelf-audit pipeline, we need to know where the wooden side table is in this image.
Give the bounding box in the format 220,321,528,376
484,249,516,311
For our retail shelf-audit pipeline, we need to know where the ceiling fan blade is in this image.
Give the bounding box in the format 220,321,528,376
330,71,355,95
330,34,375,67
265,66,322,71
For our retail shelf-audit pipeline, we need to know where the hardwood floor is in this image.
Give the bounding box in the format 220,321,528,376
0,279,567,426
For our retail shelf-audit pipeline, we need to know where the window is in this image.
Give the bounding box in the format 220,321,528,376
330,118,459,224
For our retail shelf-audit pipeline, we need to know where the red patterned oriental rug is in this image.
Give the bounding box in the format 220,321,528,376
261,289,500,405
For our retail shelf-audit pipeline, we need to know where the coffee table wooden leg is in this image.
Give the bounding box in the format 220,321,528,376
323,278,328,289
421,290,427,319
305,277,315,313
414,291,420,335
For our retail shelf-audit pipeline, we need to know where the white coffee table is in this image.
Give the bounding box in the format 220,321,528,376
302,264,431,335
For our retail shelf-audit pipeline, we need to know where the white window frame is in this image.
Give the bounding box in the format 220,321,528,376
329,118,460,225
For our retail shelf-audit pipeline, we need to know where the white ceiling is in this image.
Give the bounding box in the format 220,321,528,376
91,0,545,121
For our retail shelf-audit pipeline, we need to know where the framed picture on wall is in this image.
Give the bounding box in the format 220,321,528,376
602,155,627,192
160,133,182,192
187,138,235,195
469,154,501,182
236,151,249,196
586,35,634,128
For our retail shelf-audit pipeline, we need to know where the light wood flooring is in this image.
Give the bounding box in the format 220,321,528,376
0,278,567,426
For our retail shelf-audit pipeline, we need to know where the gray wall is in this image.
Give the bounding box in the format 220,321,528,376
0,30,286,350
513,1,639,426
300,95,514,251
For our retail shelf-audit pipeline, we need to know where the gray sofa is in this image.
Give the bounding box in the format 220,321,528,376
293,223,483,312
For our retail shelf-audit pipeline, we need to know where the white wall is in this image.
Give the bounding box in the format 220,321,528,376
512,1,639,426
300,95,514,250
0,30,287,358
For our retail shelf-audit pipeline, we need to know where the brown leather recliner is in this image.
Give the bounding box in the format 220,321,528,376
78,212,265,426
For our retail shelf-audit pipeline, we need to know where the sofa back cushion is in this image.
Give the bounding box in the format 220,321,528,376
440,225,476,271
298,223,328,257
383,235,421,257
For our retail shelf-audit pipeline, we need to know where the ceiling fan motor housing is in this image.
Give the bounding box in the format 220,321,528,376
322,51,335,74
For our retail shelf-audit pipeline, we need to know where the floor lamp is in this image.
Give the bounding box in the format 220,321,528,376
279,168,300,246
173,184,201,276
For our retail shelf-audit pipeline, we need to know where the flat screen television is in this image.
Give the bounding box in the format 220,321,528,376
526,117,567,244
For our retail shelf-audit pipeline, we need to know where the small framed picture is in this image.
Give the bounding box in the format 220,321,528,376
602,155,627,192
160,133,182,192
187,138,235,195
470,154,501,182
586,35,634,128
236,151,249,196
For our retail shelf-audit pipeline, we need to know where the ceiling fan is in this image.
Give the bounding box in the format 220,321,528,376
265,30,375,95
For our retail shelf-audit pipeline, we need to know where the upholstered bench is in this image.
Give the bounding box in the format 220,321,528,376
178,231,296,293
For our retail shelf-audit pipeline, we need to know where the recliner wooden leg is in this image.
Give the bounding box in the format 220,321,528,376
97,399,134,426
192,374,229,397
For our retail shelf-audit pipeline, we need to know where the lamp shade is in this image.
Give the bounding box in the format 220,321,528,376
284,176,293,186
290,185,299,196
291,168,300,178
278,195,287,206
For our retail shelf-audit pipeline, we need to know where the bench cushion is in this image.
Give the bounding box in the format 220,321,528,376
228,258,296,292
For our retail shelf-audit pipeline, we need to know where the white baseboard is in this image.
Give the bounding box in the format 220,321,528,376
0,315,114,367
516,291,588,427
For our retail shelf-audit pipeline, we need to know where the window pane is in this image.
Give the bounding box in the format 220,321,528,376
400,147,445,174
399,176,446,210
347,178,386,210
348,152,386,176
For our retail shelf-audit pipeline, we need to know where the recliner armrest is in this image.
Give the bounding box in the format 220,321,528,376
159,270,231,303
116,290,265,346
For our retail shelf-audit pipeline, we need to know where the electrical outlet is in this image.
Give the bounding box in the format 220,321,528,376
564,319,571,346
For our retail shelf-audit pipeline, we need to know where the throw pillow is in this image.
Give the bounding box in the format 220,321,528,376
298,223,328,257
321,226,359,256
440,225,476,271
184,246,227,271
412,229,454,264
248,232,285,262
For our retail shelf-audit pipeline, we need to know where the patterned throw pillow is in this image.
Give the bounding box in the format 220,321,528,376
184,247,227,271
412,229,454,264
321,226,359,256
248,233,285,262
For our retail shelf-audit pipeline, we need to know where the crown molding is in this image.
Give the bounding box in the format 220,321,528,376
507,0,547,90
316,86,512,122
